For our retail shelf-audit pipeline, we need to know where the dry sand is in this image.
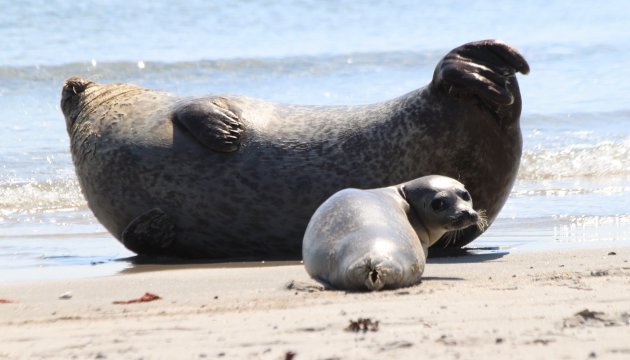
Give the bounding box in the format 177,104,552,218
1,246,630,360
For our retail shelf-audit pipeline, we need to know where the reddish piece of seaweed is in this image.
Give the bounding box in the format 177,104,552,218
0,299,15,304
112,292,161,304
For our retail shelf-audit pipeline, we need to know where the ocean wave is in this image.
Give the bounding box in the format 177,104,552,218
0,178,86,215
487,214,630,244
518,139,630,180
0,50,438,84
552,214,630,243
511,186,630,197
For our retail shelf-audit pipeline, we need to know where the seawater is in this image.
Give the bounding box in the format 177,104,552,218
1,0,629,281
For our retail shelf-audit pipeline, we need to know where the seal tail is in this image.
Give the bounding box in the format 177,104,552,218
366,265,385,291
346,256,405,291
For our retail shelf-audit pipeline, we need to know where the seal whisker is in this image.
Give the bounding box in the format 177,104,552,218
476,210,489,232
441,231,453,248
442,229,461,248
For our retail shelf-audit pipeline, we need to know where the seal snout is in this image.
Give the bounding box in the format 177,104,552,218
465,210,479,223
450,209,489,232
450,209,479,228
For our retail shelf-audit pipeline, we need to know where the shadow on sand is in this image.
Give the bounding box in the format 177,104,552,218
115,255,302,275
114,246,508,275
427,246,508,264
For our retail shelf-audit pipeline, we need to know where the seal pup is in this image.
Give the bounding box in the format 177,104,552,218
302,175,485,291
60,40,528,259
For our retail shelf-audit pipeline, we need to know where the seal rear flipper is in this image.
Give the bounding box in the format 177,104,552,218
173,98,244,152
432,39,529,106
345,257,406,291
121,208,177,256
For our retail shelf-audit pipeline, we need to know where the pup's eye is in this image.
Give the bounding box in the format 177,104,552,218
431,199,447,211
460,191,471,201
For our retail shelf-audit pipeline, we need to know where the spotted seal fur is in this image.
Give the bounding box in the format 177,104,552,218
60,39,529,259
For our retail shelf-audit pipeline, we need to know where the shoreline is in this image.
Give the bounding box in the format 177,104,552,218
2,245,630,359
4,236,630,284
4,211,630,284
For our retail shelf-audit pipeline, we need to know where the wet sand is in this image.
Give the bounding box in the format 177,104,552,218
2,246,630,359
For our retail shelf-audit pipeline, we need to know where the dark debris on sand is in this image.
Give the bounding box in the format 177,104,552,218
562,309,630,328
345,318,379,333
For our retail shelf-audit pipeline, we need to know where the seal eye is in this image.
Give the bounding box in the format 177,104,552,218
460,191,471,201
431,199,447,212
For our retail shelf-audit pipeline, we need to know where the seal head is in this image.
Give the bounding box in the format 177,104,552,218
401,176,485,246
61,77,94,132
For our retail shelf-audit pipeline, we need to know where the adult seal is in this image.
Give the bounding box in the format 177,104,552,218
60,39,529,259
302,175,485,291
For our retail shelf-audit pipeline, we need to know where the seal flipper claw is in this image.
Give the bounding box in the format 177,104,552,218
453,40,530,76
173,98,244,152
442,63,515,105
121,208,177,255
433,39,529,107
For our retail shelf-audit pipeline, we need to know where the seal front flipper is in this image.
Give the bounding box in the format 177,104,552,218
121,208,177,256
432,39,530,106
173,98,244,152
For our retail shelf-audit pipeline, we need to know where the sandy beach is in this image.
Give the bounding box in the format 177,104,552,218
4,1,630,359
1,246,629,360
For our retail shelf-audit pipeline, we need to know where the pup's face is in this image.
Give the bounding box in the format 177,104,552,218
404,175,481,233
